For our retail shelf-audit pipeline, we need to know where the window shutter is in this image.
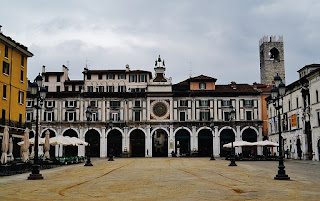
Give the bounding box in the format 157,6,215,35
109,113,112,121
52,112,55,121
65,101,68,108
74,101,77,108
44,112,47,121
65,112,68,121
53,101,55,108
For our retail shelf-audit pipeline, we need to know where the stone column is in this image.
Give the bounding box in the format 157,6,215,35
214,126,219,157
169,125,174,157
101,127,106,157
146,126,151,157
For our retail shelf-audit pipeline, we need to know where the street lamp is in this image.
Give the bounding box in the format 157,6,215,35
209,118,215,160
28,74,47,180
228,105,237,166
84,105,93,166
271,74,290,180
107,120,114,161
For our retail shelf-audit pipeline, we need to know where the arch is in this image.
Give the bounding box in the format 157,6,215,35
240,126,259,137
175,128,191,156
107,129,123,157
152,128,168,157
317,139,320,161
241,128,257,157
29,129,36,138
196,126,213,137
41,128,57,138
128,127,147,138
173,127,192,137
270,47,280,61
151,127,169,137
106,127,124,137
62,128,79,157
218,126,236,137
130,129,145,157
84,127,102,138
61,127,79,138
220,128,235,157
198,128,213,157
85,129,101,157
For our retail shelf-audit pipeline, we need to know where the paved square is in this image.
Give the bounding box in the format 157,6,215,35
0,158,319,200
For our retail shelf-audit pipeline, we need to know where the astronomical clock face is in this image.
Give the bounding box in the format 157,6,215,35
150,100,170,120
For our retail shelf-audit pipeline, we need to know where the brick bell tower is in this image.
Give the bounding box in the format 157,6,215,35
259,35,285,85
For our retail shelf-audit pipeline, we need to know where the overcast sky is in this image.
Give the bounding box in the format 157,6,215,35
1,0,320,85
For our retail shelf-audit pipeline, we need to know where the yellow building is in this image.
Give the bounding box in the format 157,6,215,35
0,28,33,135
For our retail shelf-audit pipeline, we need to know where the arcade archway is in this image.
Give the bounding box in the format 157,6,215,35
175,129,190,156
63,129,78,157
242,128,257,157
85,129,100,157
220,129,235,157
198,129,213,157
130,129,145,157
107,129,122,157
152,129,168,157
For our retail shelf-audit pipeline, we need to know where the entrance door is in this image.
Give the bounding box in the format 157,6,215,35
175,129,190,156
130,130,145,157
152,129,168,157
198,129,213,157
220,129,235,157
85,129,100,157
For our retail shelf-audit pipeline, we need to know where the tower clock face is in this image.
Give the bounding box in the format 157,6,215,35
150,100,170,120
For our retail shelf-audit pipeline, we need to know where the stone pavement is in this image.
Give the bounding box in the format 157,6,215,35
0,158,319,200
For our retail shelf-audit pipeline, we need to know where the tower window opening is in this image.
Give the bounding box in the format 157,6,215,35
269,48,280,62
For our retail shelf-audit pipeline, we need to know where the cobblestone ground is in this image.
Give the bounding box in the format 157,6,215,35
0,158,319,200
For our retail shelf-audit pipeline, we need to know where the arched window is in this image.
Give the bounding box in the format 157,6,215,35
269,48,280,62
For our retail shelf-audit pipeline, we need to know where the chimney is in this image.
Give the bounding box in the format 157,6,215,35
231,81,237,90
62,65,69,80
42,65,46,73
0,25,2,33
126,64,130,72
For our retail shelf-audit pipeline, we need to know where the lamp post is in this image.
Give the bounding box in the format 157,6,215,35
209,118,215,160
107,120,114,161
28,74,47,180
228,106,237,166
84,105,93,166
271,74,290,180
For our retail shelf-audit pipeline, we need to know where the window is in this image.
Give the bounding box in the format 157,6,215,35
72,85,75,92
224,112,229,121
66,111,76,122
269,47,280,61
140,75,146,82
26,100,33,107
111,112,120,121
90,100,97,108
107,74,115,79
98,74,103,80
134,100,141,107
26,112,33,122
2,84,7,99
67,101,75,108
179,100,188,107
87,73,91,80
97,86,104,92
317,112,320,127
199,83,206,89
244,100,253,107
200,111,209,121
57,75,60,82
45,75,49,82
296,97,299,108
64,86,69,92
2,61,9,75
56,86,60,92
110,101,120,108
87,86,93,92
246,111,252,120
199,100,209,107
118,74,126,79
129,75,137,82
180,111,186,121
21,56,24,67
44,111,54,122
222,100,230,107
46,101,54,108
18,91,24,104
92,112,98,121
118,86,126,92
20,70,24,82
107,86,114,92
19,114,22,127
79,86,82,92
1,109,5,124
134,111,140,121
4,45,9,58
316,90,319,103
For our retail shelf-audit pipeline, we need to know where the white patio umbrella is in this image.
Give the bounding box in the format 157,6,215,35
1,126,9,164
223,141,254,148
22,128,30,162
253,140,279,147
50,135,76,146
70,137,88,146
17,137,46,146
7,137,13,161
44,130,50,159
